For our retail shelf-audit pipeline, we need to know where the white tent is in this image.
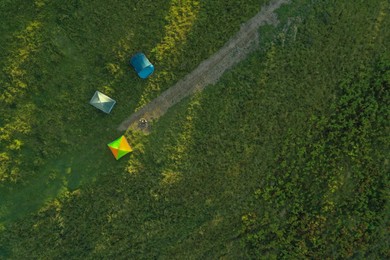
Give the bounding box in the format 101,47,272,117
89,91,116,114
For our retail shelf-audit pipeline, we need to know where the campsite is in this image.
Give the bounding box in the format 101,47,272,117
0,0,389,258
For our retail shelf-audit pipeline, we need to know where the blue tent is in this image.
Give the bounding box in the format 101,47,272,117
130,53,154,79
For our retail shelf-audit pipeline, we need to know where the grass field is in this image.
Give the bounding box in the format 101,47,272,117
0,0,389,258
0,0,270,222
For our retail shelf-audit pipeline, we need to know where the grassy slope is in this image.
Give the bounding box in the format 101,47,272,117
0,0,270,223
0,0,389,258
0,0,270,257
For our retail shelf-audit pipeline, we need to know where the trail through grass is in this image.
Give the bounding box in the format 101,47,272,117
119,0,290,132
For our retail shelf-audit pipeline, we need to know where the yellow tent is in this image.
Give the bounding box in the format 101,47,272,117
107,135,132,160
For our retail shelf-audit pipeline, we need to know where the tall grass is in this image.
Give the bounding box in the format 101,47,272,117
0,0,270,228
0,0,388,258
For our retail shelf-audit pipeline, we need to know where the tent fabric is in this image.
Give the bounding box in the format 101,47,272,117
130,53,154,79
89,91,116,113
107,135,132,160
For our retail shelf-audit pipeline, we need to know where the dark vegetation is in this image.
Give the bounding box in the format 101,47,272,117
0,0,389,258
242,58,389,259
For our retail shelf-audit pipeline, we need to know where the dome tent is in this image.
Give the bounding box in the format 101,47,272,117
89,91,116,114
130,52,154,79
107,135,132,160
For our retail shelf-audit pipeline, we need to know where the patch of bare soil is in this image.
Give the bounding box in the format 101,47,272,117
118,0,290,132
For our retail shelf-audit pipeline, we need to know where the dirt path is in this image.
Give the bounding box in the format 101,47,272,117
118,0,290,132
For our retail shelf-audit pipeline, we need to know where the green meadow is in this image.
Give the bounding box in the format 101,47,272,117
0,0,389,258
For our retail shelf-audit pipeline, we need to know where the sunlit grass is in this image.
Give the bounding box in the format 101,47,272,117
97,35,134,96
0,104,36,182
34,0,47,8
152,1,200,62
371,0,388,44
0,1,45,183
0,20,42,104
160,92,202,186
136,0,200,109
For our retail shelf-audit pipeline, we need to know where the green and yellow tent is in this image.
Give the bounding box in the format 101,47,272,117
107,135,132,160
